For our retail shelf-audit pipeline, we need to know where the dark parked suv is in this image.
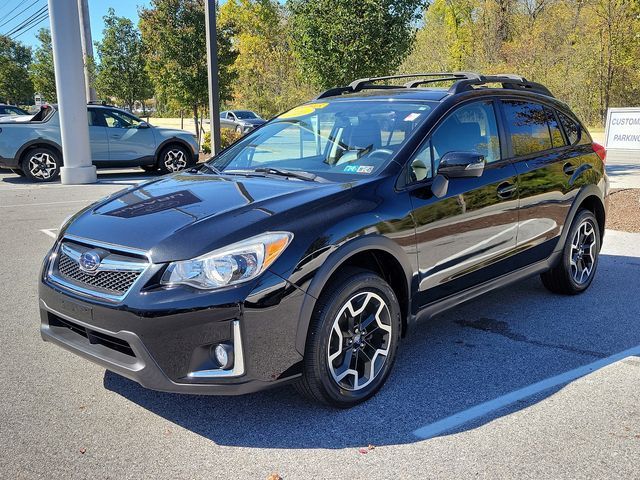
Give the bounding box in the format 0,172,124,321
39,73,609,407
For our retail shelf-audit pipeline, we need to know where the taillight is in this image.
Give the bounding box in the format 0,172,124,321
592,142,606,163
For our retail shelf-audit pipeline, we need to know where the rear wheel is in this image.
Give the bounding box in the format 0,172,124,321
295,268,401,407
157,144,194,174
20,147,61,182
541,209,601,295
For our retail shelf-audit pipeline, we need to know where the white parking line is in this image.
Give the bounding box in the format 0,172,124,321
413,344,640,439
40,229,58,239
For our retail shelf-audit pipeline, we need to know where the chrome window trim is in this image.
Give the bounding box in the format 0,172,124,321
187,320,245,378
46,235,152,303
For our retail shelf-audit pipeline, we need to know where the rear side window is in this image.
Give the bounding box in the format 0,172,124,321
503,101,555,156
557,111,590,145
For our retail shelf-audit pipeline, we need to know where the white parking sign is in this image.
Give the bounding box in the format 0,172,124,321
605,108,640,150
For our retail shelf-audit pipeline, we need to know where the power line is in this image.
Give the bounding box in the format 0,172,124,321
11,13,48,39
0,0,43,30
6,5,47,37
8,8,48,39
0,0,30,22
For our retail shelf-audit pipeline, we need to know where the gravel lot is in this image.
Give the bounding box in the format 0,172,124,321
1,168,639,479
608,189,640,232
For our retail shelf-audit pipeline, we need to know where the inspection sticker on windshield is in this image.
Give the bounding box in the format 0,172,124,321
404,112,421,122
279,102,329,119
344,165,374,174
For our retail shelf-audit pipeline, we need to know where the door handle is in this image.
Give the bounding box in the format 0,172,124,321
497,182,517,199
563,162,577,175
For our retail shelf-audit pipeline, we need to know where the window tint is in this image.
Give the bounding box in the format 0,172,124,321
558,111,581,145
503,101,556,156
431,100,501,171
546,108,565,148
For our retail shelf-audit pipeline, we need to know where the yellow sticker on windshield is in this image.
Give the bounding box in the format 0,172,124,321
279,102,328,119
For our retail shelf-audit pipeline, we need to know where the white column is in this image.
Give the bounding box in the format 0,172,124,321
48,0,97,184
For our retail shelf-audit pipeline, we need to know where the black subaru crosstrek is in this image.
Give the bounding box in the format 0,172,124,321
40,73,609,407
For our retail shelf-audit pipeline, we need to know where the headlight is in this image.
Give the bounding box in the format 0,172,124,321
161,232,293,290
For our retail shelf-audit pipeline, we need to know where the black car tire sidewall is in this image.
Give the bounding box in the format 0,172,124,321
20,147,61,182
309,271,401,406
157,144,193,174
562,210,601,292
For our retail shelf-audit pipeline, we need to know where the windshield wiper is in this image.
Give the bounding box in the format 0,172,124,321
253,167,318,182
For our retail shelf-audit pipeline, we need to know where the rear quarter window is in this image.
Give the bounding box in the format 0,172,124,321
557,111,590,146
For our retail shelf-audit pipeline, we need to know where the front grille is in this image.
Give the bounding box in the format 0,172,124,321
48,313,136,357
48,239,149,299
57,251,140,295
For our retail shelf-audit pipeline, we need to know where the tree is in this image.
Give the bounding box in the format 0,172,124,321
287,0,426,89
29,29,57,103
140,0,237,140
219,0,313,117
0,35,33,104
95,9,153,110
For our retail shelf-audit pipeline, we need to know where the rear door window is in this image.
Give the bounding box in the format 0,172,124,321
502,101,554,156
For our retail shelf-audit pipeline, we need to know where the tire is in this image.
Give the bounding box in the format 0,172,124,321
295,267,402,408
20,146,61,182
157,144,194,174
10,168,25,177
235,125,243,135
541,209,601,295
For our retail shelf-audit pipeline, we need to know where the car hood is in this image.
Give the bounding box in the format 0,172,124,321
64,172,355,263
153,126,194,138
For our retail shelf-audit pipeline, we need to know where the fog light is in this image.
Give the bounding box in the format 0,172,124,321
213,343,234,370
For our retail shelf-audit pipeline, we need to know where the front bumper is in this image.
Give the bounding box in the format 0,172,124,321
39,259,307,395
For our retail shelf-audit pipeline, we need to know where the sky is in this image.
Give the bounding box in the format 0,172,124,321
1,0,151,50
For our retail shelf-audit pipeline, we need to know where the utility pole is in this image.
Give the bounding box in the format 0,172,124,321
77,0,97,102
204,0,221,155
48,0,96,184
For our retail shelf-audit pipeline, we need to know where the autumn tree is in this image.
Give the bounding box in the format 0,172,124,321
219,0,313,117
0,35,33,104
140,0,237,140
29,29,57,103
287,0,426,89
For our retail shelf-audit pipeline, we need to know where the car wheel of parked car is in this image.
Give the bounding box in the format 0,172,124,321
21,147,61,182
541,209,601,295
235,125,243,134
157,144,193,174
296,268,401,407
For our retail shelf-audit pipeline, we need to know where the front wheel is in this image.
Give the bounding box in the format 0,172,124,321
541,209,601,295
157,144,194,174
295,268,401,407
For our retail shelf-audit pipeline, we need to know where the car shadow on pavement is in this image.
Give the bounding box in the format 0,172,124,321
104,252,640,449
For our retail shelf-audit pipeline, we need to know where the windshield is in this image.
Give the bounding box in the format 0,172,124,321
210,100,435,180
234,111,259,119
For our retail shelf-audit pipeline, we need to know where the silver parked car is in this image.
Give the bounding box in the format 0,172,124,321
0,103,199,182
220,110,266,134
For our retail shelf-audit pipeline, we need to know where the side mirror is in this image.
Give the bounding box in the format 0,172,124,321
437,151,485,179
138,121,150,129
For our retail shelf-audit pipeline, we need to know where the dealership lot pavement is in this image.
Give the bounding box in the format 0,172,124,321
1,168,639,479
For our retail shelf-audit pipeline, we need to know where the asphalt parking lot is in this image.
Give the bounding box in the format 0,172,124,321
1,167,639,479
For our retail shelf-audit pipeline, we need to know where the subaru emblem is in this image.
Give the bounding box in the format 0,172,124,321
79,250,102,273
